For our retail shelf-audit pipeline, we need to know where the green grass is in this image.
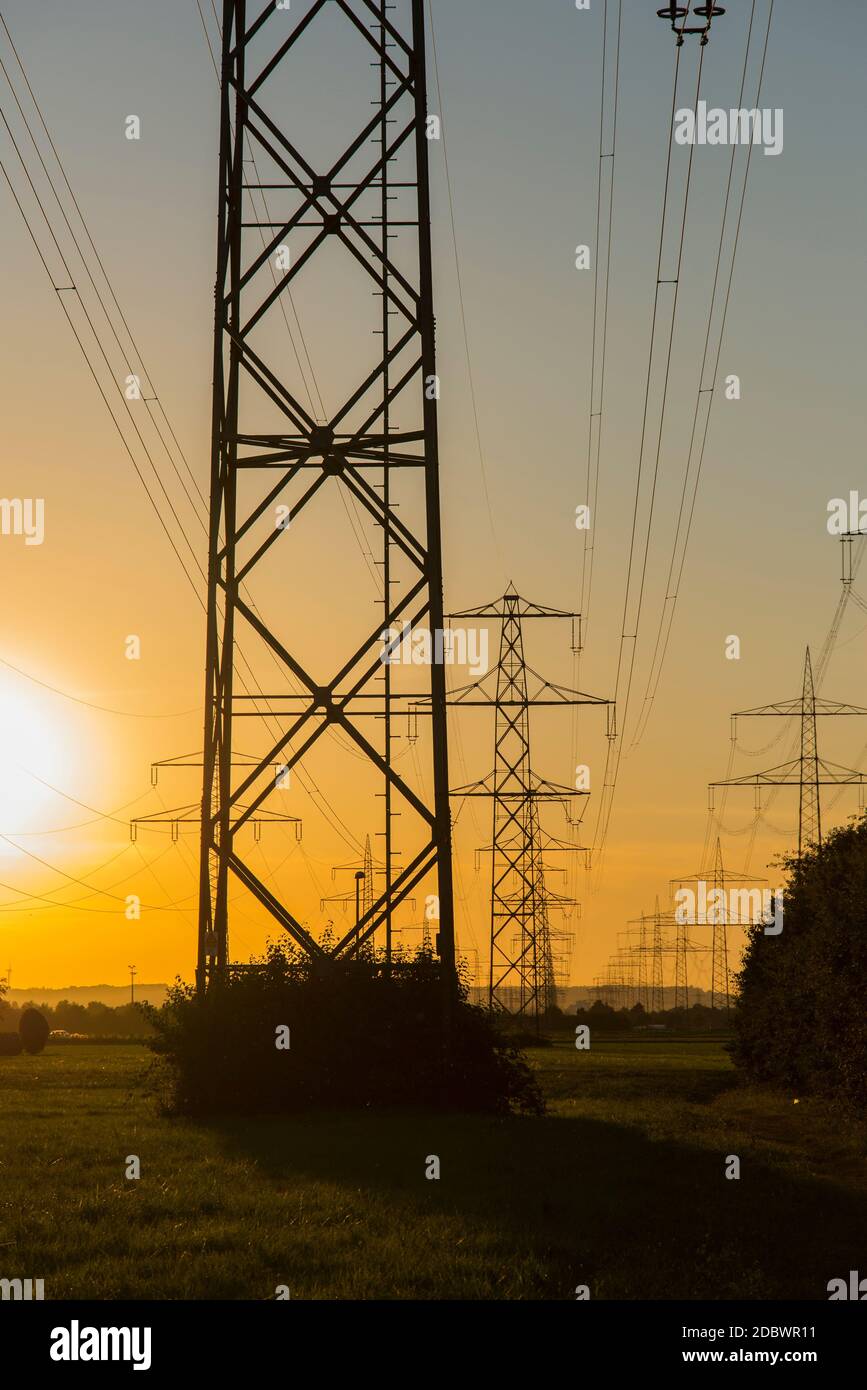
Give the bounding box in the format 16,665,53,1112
0,1038,865,1299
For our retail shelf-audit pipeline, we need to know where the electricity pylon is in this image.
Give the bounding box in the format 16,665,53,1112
710,648,867,859
625,903,674,1012
637,915,649,1010
320,835,404,953
621,909,697,1014
673,915,689,1013
670,839,767,1015
651,899,665,1012
193,1,454,992
449,587,612,1020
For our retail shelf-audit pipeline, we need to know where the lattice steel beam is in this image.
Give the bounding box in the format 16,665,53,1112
197,0,454,990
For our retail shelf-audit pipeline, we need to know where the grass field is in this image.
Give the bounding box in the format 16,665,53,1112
1,1037,865,1300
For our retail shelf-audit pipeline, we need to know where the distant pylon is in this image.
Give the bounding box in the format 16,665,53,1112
624,907,677,1012
637,916,649,1010
674,919,689,1013
651,899,665,1013
710,647,867,858
709,840,730,1016
527,796,557,1015
799,652,821,853
670,840,765,1016
449,587,612,1020
319,835,413,954
362,835,374,925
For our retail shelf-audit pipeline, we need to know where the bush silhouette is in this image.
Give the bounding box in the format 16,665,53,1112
145,942,543,1117
18,1008,50,1055
731,814,867,1109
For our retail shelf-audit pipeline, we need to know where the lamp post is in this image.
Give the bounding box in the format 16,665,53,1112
354,871,365,956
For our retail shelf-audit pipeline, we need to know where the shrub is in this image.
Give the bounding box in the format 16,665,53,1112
0,1032,22,1057
18,1008,50,1055
145,942,544,1117
731,814,867,1109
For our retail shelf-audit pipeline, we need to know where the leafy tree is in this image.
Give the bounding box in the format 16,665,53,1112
731,814,867,1109
19,1008,50,1055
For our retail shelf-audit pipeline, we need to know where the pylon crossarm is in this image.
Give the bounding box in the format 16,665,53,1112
524,665,611,706
712,762,867,789
670,868,766,889
448,593,579,622
734,699,867,718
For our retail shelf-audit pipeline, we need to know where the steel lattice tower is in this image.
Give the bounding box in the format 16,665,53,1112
710,648,867,860
709,839,729,1015
196,0,454,991
651,898,665,1013
623,904,673,1012
489,591,536,1014
636,915,649,1010
670,840,766,1016
450,587,611,1019
674,917,689,1013
798,651,821,852
525,794,556,1015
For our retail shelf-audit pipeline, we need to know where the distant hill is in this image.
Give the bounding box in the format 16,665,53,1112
4,983,169,1008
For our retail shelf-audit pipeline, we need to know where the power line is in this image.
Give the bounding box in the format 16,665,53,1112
426,0,505,577
578,0,622,650
631,0,773,749
0,14,367,864
0,653,197,720
592,35,705,874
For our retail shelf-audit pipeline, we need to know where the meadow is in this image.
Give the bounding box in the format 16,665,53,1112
1,1038,865,1300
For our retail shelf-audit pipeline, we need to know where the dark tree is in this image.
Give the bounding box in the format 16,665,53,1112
731,814,867,1109
18,1008,50,1055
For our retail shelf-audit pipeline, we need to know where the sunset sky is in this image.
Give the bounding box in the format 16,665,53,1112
1,0,866,994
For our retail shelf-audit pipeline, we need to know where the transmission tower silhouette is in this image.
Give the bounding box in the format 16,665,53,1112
670,838,767,1015
673,914,689,1013
622,902,672,1012
710,648,867,859
320,835,400,954
188,1,454,992
449,587,611,1020
651,899,665,1012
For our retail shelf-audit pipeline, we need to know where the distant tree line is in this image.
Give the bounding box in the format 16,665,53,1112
538,1001,734,1033
0,992,152,1039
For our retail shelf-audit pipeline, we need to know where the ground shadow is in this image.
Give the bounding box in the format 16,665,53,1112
196,1104,866,1299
